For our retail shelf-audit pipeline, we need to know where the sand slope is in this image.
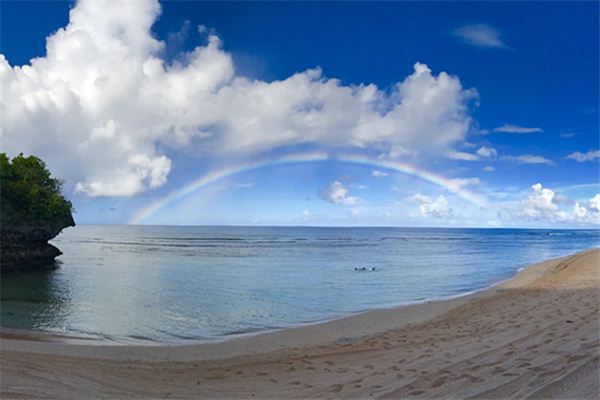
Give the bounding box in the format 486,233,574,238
1,249,599,399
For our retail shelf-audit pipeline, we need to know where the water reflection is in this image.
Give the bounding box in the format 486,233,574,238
1,261,72,331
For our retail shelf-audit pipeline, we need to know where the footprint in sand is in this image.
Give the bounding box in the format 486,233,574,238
566,354,588,363
431,377,447,388
517,362,531,368
330,384,344,393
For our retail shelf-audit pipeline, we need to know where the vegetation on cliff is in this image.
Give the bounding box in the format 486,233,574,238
1,153,73,221
1,153,75,271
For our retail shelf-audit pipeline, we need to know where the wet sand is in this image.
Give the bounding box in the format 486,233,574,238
1,249,599,399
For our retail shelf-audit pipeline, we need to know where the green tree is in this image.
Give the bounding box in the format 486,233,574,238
0,153,73,221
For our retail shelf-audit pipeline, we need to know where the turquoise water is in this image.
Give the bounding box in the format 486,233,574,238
1,225,598,343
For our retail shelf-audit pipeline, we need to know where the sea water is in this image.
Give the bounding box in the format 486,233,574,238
1,225,598,343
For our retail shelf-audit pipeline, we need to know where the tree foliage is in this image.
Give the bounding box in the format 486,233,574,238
0,153,73,221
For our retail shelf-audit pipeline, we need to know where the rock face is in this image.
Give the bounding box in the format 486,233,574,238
1,201,75,272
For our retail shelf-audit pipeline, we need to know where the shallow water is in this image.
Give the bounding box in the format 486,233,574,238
1,225,598,343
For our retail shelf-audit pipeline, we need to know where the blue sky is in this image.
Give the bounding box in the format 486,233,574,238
1,0,598,227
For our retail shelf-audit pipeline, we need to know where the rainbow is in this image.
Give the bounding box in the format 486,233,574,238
129,151,487,224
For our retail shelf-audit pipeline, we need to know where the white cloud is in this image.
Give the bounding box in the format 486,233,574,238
453,24,509,49
236,182,255,189
476,145,497,158
590,194,600,212
519,183,599,224
0,0,478,197
483,165,495,172
372,170,389,177
566,149,600,162
301,208,312,219
447,151,479,161
569,196,600,225
74,153,171,196
520,183,561,219
410,193,452,218
321,181,357,206
448,177,480,188
560,132,575,138
494,124,543,134
502,155,552,165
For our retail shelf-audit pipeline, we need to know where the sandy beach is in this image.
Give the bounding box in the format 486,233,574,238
1,249,598,399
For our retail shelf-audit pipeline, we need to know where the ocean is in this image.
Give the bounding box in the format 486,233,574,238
1,225,598,343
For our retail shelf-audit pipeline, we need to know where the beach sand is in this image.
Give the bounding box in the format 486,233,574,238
1,249,598,399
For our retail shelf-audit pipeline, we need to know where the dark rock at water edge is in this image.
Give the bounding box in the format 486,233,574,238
1,202,75,272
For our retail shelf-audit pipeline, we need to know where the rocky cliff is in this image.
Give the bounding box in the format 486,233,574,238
1,202,75,272
1,153,75,272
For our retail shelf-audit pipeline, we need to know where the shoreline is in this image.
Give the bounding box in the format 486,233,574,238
1,248,597,359
0,253,542,348
1,248,599,399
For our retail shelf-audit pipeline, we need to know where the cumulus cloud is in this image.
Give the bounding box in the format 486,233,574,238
0,0,478,197
410,193,452,218
519,183,599,224
520,183,561,219
321,181,357,206
493,124,543,134
502,155,552,165
483,165,495,172
566,149,600,162
453,24,509,49
371,170,389,177
476,145,497,158
590,194,600,212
